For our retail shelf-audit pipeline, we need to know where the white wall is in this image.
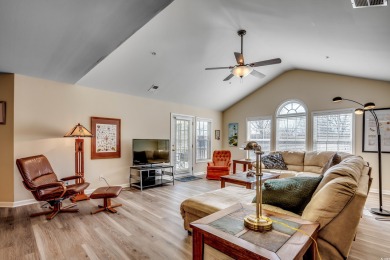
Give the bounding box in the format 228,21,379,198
223,69,390,193
13,74,222,202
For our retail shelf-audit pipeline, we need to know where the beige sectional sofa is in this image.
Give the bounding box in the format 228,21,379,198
180,151,372,260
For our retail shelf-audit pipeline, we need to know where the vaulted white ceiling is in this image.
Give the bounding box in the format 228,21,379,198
1,0,389,111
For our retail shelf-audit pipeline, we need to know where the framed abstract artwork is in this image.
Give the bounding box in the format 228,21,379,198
228,123,238,147
363,108,390,153
91,117,121,159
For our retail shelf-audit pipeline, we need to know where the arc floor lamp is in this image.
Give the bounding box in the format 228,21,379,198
64,123,93,202
333,97,390,216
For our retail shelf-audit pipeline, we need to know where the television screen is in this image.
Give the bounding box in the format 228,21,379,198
132,139,170,165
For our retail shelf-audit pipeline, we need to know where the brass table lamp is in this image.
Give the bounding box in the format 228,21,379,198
243,141,272,232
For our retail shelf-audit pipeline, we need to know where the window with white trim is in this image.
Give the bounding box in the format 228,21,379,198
276,100,307,151
312,109,354,153
247,117,272,153
196,118,212,162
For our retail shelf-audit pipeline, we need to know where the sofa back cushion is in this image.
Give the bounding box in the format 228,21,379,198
302,176,357,229
277,151,305,171
313,155,365,196
303,151,336,174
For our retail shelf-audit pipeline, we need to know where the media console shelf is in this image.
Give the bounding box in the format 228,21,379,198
129,165,174,191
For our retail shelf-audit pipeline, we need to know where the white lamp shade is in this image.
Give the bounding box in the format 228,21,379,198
232,65,253,78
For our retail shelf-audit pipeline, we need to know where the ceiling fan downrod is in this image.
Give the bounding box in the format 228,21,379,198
238,29,246,55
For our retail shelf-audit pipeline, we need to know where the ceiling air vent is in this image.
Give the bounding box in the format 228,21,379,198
352,0,387,8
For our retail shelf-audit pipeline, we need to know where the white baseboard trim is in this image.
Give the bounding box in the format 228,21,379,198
369,188,390,196
0,183,131,208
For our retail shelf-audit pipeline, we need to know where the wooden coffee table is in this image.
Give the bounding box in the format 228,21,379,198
220,172,280,189
190,203,319,260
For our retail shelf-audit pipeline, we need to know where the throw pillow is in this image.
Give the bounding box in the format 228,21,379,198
261,153,288,170
321,153,342,174
252,176,323,215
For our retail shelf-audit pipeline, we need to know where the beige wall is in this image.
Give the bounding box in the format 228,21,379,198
0,74,15,203
223,69,390,193
12,74,222,202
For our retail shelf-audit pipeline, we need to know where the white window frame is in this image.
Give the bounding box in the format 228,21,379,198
246,116,272,155
195,117,212,163
276,99,308,151
311,108,355,153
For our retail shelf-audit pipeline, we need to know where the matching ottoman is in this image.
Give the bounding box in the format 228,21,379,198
90,186,123,214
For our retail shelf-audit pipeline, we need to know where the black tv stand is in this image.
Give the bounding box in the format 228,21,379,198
129,165,174,191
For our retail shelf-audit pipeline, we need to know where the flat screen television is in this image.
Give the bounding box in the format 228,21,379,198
132,139,170,165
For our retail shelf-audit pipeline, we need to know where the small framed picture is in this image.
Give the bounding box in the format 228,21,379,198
215,130,221,140
0,101,5,124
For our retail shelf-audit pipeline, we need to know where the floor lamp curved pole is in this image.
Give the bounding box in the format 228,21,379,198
333,97,390,216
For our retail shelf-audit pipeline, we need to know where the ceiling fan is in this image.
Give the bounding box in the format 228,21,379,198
205,30,282,81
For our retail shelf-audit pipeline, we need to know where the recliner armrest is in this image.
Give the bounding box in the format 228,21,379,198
61,175,85,183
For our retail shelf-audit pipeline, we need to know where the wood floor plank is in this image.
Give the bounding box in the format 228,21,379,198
1,175,389,259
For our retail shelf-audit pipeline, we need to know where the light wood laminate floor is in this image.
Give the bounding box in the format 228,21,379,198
0,175,389,259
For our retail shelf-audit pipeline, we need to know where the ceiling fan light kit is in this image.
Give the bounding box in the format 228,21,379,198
205,29,281,81
232,65,253,78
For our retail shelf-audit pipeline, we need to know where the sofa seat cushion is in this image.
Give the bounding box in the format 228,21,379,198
180,186,255,219
303,151,336,174
295,172,322,178
262,204,301,218
264,169,298,178
253,176,323,215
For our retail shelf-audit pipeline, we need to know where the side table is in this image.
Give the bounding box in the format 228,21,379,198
190,203,319,260
232,159,255,174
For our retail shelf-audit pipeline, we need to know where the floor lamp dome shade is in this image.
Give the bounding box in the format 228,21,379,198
354,108,364,115
332,96,343,102
332,97,390,216
364,102,376,110
64,123,93,202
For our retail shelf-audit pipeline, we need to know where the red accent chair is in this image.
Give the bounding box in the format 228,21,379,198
206,150,232,180
16,154,90,220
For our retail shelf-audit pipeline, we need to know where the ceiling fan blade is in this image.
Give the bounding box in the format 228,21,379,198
250,58,282,67
250,69,266,79
223,74,234,81
205,66,233,70
234,52,244,65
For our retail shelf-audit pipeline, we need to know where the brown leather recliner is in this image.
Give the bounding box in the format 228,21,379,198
206,150,232,180
16,154,90,220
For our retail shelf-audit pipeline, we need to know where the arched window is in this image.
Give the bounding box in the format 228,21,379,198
276,100,307,151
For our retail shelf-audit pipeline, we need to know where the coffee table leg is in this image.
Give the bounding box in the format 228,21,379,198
243,164,247,172
221,180,226,188
192,228,204,260
233,162,237,174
